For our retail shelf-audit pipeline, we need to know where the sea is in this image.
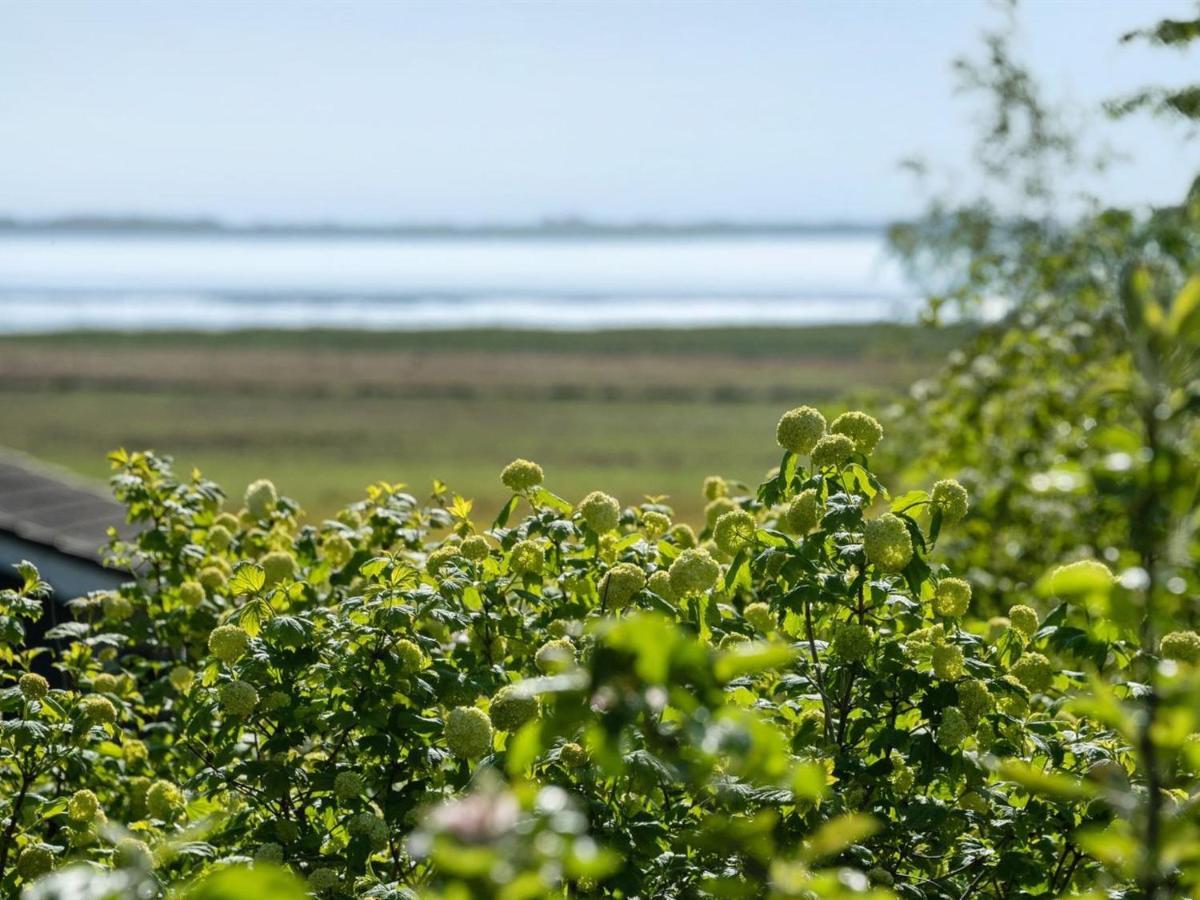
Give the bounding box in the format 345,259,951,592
0,231,913,333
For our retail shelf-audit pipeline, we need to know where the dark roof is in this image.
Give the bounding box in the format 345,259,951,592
0,450,134,565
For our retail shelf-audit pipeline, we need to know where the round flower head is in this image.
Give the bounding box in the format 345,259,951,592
785,489,820,534
892,763,915,794
668,523,698,549
334,771,365,801
348,812,389,847
535,638,576,674
810,433,855,469
1011,652,1053,693
426,543,461,576
208,524,233,551
308,868,340,895
115,837,154,870
930,479,969,524
461,534,490,561
598,534,618,564
830,411,884,455
1087,759,1130,788
1160,630,1200,664
489,684,540,732
999,680,1029,718
146,780,185,820
445,706,493,759
254,842,284,865
867,867,894,888
776,406,827,455
123,739,148,768
559,741,588,768
704,497,736,530
509,540,545,577
179,580,205,608
703,476,728,501
208,624,251,664
262,690,290,712
956,678,993,721
101,592,133,621
93,673,118,694
863,514,914,572
713,509,756,556
975,720,996,749
647,570,676,602
19,672,48,701
1008,604,1040,639
641,510,671,539
668,548,721,596
743,602,773,633
324,533,354,568
501,458,544,492
219,680,259,718
244,479,278,519
261,550,296,586
937,706,971,751
395,638,427,674
578,491,621,534
16,845,54,880
931,644,965,681
67,789,99,823
198,566,227,593
274,819,300,843
599,562,646,609
214,512,239,532
169,665,195,693
832,622,872,662
81,695,116,725
934,578,972,617
719,633,750,649
547,618,571,638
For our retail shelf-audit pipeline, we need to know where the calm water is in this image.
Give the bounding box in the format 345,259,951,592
0,232,912,332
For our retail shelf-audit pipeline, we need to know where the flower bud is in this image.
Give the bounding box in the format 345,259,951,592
863,514,914,572
931,479,969,524
578,491,621,534
501,458,544,492
445,706,493,760
713,509,756,555
830,411,884,454
668,549,720,596
934,578,972,617
208,625,250,664
489,685,539,732
776,406,827,455
599,563,646,608
244,479,278,519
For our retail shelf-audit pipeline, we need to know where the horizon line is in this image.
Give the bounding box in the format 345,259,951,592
0,213,893,237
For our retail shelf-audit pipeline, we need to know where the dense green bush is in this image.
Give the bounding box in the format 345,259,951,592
2,392,1198,898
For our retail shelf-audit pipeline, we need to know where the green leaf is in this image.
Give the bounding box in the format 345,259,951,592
359,556,389,578
183,864,309,900
494,495,519,528
803,813,879,860
228,562,265,597
714,641,796,682
530,487,573,515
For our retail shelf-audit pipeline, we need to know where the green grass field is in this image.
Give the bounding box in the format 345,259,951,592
0,325,965,523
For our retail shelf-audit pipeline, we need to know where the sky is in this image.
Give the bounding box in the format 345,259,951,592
1,0,1197,225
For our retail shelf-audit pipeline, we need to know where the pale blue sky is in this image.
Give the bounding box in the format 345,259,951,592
1,0,1196,224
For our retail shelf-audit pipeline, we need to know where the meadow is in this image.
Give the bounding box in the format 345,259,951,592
0,324,963,522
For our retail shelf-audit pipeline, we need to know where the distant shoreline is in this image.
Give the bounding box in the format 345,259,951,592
0,216,888,240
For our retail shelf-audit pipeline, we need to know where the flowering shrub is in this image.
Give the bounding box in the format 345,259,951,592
0,404,1196,899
